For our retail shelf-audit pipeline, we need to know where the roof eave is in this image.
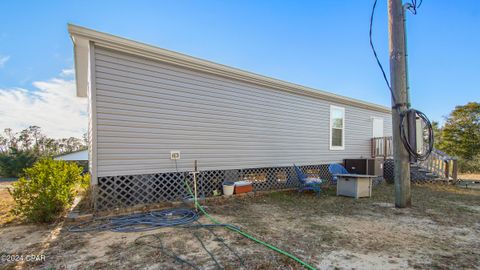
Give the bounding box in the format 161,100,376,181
69,24,89,98
67,24,391,113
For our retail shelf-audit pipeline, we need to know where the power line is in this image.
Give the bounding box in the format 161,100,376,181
369,0,396,104
369,0,423,107
405,0,423,15
369,0,433,161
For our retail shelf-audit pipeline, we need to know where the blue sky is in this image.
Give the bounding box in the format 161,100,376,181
0,0,479,137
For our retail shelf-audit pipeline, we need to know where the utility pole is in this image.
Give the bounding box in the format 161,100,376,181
388,0,411,207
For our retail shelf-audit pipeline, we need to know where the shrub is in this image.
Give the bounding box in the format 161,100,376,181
458,154,480,174
79,172,90,190
8,158,84,223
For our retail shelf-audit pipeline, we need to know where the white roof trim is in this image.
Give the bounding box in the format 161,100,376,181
70,34,90,98
54,149,88,161
68,24,391,113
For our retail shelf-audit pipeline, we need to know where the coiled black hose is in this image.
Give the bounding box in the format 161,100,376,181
399,108,434,161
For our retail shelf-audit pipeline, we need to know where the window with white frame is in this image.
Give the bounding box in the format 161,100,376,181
330,105,345,150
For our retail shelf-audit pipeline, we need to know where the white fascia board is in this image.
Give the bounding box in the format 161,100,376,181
70,34,89,97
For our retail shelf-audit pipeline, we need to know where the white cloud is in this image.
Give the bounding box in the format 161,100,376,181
60,68,75,77
0,71,87,138
0,55,10,68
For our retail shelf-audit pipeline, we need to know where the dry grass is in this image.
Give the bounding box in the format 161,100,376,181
0,181,17,226
76,186,94,213
1,184,479,270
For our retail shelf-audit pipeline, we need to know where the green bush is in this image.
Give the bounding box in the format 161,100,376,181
8,158,85,223
458,154,480,174
80,173,90,190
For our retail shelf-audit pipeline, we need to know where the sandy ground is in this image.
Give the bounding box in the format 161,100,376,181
459,173,480,181
0,184,479,270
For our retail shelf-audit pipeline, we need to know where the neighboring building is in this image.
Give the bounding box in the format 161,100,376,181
69,24,392,209
54,149,88,161
54,149,88,174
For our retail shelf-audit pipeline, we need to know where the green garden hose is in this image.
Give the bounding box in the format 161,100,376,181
183,177,317,270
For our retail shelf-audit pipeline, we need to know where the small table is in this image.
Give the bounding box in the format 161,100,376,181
336,174,376,198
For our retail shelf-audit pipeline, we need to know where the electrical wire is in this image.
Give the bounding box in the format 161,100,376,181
369,0,433,160
400,108,433,161
192,231,223,270
369,0,396,104
369,0,424,106
405,0,423,15
134,223,245,270
369,0,423,102
198,219,246,268
135,233,201,270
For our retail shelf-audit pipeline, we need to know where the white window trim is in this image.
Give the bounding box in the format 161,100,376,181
329,105,345,150
371,116,384,138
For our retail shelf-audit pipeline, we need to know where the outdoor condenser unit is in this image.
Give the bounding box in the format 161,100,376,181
344,158,383,177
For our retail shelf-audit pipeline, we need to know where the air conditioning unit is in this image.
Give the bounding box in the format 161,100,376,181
344,158,384,177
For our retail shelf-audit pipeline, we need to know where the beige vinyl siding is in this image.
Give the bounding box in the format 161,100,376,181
94,46,392,177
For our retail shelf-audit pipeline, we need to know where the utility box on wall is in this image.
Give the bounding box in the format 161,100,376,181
344,158,383,177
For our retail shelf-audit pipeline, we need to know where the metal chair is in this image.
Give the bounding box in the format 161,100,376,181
328,163,349,185
293,164,323,196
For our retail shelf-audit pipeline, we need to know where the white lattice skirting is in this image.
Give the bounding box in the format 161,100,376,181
95,164,333,210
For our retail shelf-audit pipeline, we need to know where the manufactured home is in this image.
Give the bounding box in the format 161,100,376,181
69,25,392,209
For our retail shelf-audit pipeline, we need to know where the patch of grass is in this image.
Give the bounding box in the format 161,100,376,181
264,191,299,206
308,223,339,243
258,184,395,218
307,223,337,232
407,184,480,226
455,205,477,213
263,184,479,221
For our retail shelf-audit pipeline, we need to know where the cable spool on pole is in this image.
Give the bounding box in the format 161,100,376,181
400,108,434,161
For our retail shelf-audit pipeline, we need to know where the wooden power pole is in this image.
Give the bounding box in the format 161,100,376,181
388,0,411,207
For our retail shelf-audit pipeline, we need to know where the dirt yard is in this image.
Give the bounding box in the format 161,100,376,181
459,173,480,181
1,184,479,270
0,181,16,226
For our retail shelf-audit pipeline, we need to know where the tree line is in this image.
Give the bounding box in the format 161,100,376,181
0,126,87,177
432,102,480,173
